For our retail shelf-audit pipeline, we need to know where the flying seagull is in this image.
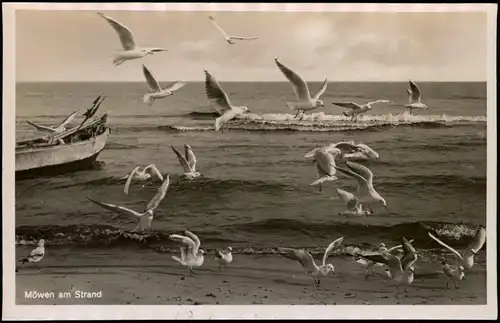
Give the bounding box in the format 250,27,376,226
97,12,168,66
142,64,186,106
403,80,428,115
332,100,390,121
122,164,164,195
27,110,79,134
171,144,201,180
208,15,258,44
170,230,205,276
274,58,328,120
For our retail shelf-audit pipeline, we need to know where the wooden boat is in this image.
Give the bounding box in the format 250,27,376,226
15,95,111,180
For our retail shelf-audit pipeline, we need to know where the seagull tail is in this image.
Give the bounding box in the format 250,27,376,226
286,102,299,111
171,256,184,265
143,93,153,105
214,116,223,132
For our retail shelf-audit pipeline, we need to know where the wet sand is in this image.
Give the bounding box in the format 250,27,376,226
15,248,486,305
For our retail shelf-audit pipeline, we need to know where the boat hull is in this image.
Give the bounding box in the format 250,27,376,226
15,128,109,180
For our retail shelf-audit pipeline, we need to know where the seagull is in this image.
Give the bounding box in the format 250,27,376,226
358,237,417,293
354,242,411,280
18,239,45,267
215,246,233,272
170,230,205,276
27,111,79,134
97,12,168,66
440,258,465,289
334,161,387,213
121,164,164,195
278,237,344,287
274,58,328,120
310,146,342,192
203,69,250,132
336,188,371,217
171,144,201,180
305,141,379,161
427,227,486,270
141,64,186,106
404,80,428,115
208,15,258,44
87,175,170,232
332,100,390,121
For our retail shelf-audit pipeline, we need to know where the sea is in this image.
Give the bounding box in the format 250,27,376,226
14,81,488,263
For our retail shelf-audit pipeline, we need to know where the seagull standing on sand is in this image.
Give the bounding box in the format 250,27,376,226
208,15,258,44
87,176,170,232
170,230,205,276
171,144,201,180
358,237,417,293
204,70,251,132
332,100,390,121
121,164,164,195
404,80,428,115
440,259,465,289
427,227,486,270
141,64,186,106
336,188,371,217
334,161,387,213
97,12,168,66
278,237,344,287
27,111,79,134
274,58,328,120
310,146,342,192
18,239,45,267
215,246,233,272
305,141,380,161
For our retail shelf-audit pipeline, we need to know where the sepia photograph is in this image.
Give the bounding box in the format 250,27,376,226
3,2,497,320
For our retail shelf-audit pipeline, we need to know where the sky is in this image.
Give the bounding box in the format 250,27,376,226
15,9,488,82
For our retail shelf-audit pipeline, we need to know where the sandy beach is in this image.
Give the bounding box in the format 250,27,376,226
15,247,486,306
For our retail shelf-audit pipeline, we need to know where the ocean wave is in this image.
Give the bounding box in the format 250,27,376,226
15,221,485,254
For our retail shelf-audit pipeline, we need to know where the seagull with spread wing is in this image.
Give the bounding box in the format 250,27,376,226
208,15,258,44
121,164,164,195
97,12,168,66
428,227,486,270
358,237,417,293
353,241,412,280
87,175,170,232
18,239,45,267
305,141,380,161
274,58,328,120
336,188,371,217
27,110,79,134
310,146,342,192
334,161,387,213
171,144,201,180
170,230,205,276
332,99,390,121
404,80,428,115
141,64,186,106
203,69,251,132
278,237,344,287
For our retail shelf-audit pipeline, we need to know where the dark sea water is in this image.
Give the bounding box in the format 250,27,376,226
15,81,487,261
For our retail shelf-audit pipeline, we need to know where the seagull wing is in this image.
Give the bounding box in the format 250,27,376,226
27,121,56,133
274,58,310,101
366,99,390,106
184,230,201,253
336,188,358,210
143,164,164,181
204,70,232,114
171,146,193,173
215,109,240,131
314,149,337,177
332,102,362,110
87,196,142,218
322,237,344,266
304,148,319,158
55,110,79,129
142,64,162,92
184,144,197,171
345,161,374,183
229,36,258,41
468,227,486,254
145,175,170,212
334,165,368,190
278,247,316,271
312,78,328,100
401,237,418,271
428,232,464,261
358,252,390,267
333,141,363,154
169,234,197,253
163,81,187,93
124,166,141,195
208,15,230,38
387,239,414,253
29,246,45,257
408,80,422,103
97,12,137,50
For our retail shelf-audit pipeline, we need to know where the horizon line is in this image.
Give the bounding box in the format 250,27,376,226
15,80,487,83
